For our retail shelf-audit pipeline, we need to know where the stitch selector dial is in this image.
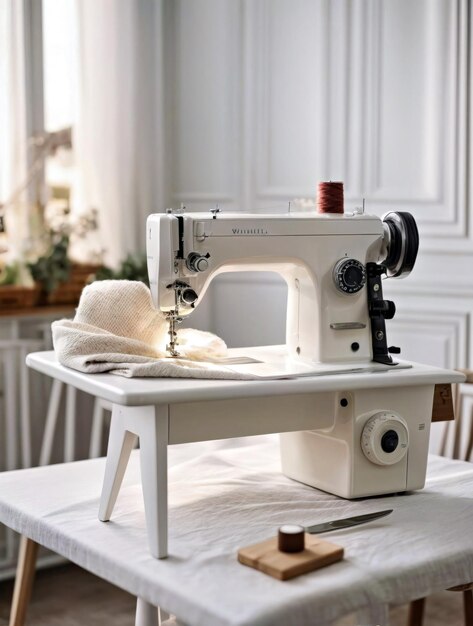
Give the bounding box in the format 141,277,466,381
333,258,366,294
361,412,409,465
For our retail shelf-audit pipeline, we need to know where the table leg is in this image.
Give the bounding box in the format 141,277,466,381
135,598,159,626
99,405,139,521
99,404,169,558
139,405,169,559
9,536,39,626
135,600,185,626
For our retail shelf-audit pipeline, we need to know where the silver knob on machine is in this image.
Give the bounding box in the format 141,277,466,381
186,252,209,273
179,287,198,305
361,412,409,466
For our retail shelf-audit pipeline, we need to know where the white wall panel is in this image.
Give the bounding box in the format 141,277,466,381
165,0,472,381
165,0,241,210
246,0,469,242
366,1,444,199
253,0,328,196
387,311,468,369
363,0,468,242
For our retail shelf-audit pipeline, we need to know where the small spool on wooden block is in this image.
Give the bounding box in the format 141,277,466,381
317,181,344,214
278,525,305,553
238,532,345,580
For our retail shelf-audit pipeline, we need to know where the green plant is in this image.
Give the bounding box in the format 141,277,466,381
93,253,149,286
28,233,71,293
0,262,18,286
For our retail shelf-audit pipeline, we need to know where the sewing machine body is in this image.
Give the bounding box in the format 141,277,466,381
147,211,389,364
146,208,457,499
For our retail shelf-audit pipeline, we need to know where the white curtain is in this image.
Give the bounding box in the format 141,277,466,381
74,0,164,268
0,1,32,269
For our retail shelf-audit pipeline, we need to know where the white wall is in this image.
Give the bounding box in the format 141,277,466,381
162,0,472,449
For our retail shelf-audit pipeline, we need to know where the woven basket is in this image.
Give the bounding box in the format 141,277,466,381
44,263,101,305
0,285,41,310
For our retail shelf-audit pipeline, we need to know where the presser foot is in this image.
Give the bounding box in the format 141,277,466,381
165,311,181,357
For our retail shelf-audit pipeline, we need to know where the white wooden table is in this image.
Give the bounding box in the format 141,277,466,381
2,441,473,626
26,350,463,561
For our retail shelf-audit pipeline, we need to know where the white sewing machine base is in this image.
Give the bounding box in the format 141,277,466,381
27,350,463,559
202,345,413,379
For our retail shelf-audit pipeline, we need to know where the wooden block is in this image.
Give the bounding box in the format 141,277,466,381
432,384,455,422
238,533,344,581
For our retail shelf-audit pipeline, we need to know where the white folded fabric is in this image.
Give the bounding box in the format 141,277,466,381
52,280,252,379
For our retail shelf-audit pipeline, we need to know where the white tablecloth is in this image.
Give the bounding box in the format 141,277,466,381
0,436,472,626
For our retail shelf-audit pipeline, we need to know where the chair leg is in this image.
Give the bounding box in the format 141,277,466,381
408,597,425,626
39,379,63,466
64,385,77,462
464,406,473,462
89,398,106,458
439,420,451,457
4,347,19,470
464,590,473,626
9,536,39,626
453,383,463,459
19,346,32,469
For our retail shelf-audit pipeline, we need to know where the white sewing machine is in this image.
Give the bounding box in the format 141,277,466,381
146,205,458,499
147,206,417,367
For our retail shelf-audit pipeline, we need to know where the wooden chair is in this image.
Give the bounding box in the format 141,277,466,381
409,369,473,626
443,369,473,461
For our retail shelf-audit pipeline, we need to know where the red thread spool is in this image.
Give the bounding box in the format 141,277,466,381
317,181,344,214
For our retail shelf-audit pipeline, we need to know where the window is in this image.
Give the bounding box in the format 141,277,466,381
43,0,78,195
0,0,79,207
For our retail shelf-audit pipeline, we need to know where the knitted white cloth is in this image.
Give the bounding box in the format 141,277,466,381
52,280,252,379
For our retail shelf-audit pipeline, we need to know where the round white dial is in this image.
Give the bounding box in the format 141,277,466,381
361,412,409,466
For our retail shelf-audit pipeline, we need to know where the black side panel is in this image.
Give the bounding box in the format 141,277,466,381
176,216,184,259
367,263,397,366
